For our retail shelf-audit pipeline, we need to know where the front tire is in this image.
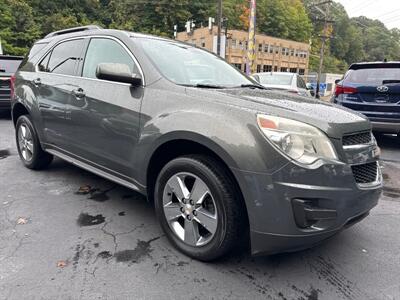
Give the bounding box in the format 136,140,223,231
154,155,246,261
15,115,53,170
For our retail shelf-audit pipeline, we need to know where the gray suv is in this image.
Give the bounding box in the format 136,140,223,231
11,26,382,261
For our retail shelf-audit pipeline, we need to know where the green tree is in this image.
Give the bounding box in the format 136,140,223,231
0,0,40,55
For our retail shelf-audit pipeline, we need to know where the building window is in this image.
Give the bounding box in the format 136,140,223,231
264,44,269,53
258,44,263,52
290,49,295,56
281,47,286,55
263,65,272,72
200,38,205,48
239,41,243,50
231,39,237,49
269,45,274,54
274,66,278,72
304,51,308,58
257,65,262,73
280,67,288,72
295,50,298,57
233,63,242,71
290,67,297,73
299,68,305,75
275,46,280,54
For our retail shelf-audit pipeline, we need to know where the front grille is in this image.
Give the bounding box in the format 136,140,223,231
351,162,378,184
343,131,372,146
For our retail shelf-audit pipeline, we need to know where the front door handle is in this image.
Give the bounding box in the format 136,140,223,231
32,78,41,87
72,88,86,99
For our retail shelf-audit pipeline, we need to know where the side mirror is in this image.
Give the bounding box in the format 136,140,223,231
96,63,142,86
335,79,341,85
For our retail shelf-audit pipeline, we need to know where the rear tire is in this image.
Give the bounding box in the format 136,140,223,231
15,115,53,170
154,154,246,261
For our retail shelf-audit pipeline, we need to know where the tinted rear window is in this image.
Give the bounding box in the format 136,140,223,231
0,59,22,73
345,68,400,85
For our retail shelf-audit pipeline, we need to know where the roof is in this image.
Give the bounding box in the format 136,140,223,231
349,61,400,70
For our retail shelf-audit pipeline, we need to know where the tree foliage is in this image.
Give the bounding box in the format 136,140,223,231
0,0,399,73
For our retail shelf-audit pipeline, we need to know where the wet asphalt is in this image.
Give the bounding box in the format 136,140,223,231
0,111,399,300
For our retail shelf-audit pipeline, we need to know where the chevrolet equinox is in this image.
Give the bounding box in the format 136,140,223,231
11,26,382,261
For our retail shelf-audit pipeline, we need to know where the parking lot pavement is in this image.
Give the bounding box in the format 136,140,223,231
1,114,400,300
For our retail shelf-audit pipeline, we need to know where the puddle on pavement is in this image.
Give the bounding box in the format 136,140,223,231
114,237,160,263
89,190,110,202
75,185,114,202
97,251,113,259
0,149,10,159
77,212,105,226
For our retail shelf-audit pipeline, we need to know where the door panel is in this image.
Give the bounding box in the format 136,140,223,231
66,38,143,177
35,38,86,147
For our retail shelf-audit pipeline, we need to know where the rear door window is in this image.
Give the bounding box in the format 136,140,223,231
296,76,307,89
45,39,85,76
82,38,137,79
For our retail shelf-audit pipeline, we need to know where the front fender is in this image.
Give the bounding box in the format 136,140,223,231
133,109,289,185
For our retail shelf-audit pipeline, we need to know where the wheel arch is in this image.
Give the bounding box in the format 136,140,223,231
12,102,30,127
145,134,249,229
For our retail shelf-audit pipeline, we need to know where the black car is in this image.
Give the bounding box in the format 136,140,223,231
333,62,400,137
11,26,381,260
0,55,23,111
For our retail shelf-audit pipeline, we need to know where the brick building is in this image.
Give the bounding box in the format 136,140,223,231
176,26,310,75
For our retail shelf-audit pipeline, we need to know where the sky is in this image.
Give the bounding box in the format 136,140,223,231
336,0,400,29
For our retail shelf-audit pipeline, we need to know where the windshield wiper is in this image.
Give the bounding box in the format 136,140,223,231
181,84,226,89
238,84,267,90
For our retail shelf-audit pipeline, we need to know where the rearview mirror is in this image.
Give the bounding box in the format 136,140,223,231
96,63,142,86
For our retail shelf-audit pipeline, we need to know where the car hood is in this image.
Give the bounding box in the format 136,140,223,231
186,87,370,139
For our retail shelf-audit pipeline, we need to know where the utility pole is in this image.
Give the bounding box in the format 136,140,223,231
311,0,333,99
217,0,223,56
246,0,257,75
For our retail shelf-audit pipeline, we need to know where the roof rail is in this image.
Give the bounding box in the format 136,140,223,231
45,25,102,38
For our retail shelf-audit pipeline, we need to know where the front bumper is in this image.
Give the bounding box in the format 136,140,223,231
232,158,382,256
0,100,11,110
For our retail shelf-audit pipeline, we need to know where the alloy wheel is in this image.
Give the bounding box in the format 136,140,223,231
18,124,34,162
162,172,218,247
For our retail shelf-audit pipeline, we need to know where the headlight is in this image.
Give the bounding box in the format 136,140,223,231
257,114,338,165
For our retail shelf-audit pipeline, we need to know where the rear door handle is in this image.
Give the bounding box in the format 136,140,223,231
72,88,86,99
32,78,41,87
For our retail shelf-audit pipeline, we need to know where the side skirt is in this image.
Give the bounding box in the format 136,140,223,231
44,146,147,196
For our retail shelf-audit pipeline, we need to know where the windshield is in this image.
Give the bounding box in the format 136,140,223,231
0,58,22,73
257,73,293,85
136,38,253,87
345,68,400,85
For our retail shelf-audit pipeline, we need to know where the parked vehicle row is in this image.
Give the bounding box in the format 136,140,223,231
11,26,382,260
